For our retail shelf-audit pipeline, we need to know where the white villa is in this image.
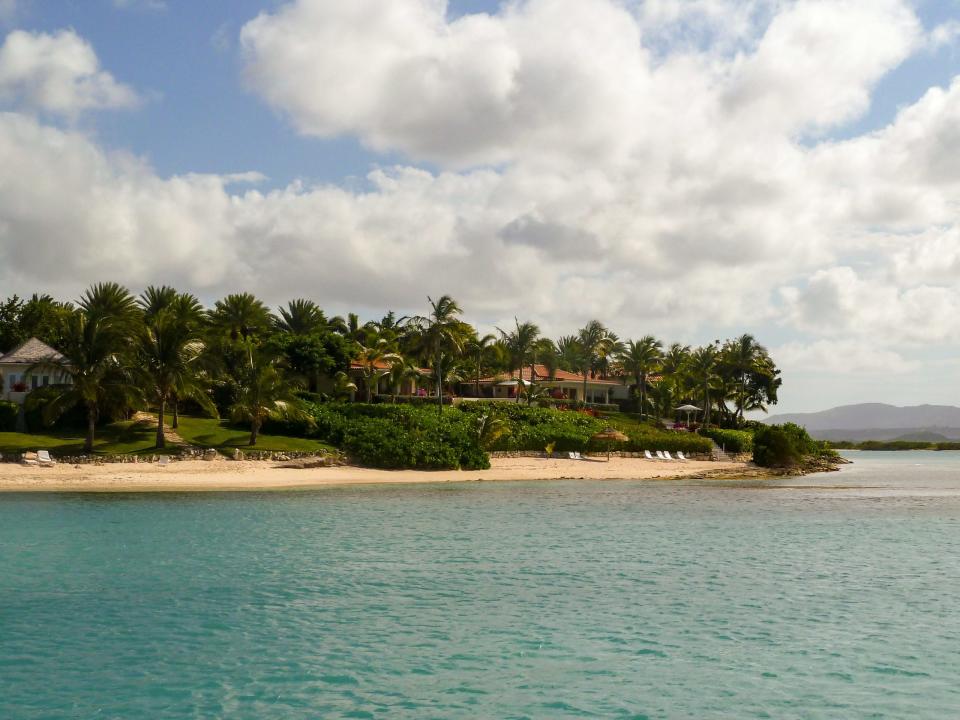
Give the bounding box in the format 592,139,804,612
0,337,70,405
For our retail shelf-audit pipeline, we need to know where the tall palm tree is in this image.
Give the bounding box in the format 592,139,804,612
34,283,141,453
386,357,422,402
577,320,614,405
687,344,719,426
498,319,541,403
207,293,273,342
618,336,663,418
228,341,303,446
722,334,769,425
410,295,465,415
275,299,327,335
466,333,497,397
136,287,216,448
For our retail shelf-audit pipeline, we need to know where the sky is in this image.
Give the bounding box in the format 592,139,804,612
0,0,959,414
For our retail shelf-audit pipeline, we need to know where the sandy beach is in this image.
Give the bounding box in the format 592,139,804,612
0,456,748,492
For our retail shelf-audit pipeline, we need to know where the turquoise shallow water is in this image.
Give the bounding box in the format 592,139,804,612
3,453,960,718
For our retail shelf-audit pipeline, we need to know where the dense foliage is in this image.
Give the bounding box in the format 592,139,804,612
0,283,782,455
301,403,489,470
700,428,754,454
0,400,18,432
753,423,833,467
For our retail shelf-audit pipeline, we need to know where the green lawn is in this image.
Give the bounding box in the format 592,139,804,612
0,419,163,457
0,415,334,457
173,416,334,453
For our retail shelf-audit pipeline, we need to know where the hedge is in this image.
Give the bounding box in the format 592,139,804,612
700,428,753,454
0,401,18,431
753,423,833,467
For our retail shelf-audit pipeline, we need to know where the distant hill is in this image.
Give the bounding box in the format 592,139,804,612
764,403,960,442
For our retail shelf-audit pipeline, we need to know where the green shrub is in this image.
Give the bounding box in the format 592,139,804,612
302,402,488,470
754,423,831,467
0,400,18,431
22,385,85,431
701,427,753,453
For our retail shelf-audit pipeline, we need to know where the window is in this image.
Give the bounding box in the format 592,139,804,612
43,376,49,386
31,375,39,390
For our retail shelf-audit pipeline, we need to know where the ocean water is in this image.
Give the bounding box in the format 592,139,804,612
2,453,960,719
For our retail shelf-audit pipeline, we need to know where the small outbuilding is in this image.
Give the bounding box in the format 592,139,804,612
0,337,70,405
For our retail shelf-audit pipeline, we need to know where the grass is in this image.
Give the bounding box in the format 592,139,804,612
173,416,335,453
0,415,334,456
0,419,163,456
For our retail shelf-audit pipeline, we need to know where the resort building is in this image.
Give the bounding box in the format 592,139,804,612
0,337,70,405
347,358,432,399
465,365,625,404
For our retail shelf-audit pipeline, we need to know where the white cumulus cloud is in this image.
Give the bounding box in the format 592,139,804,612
0,29,139,116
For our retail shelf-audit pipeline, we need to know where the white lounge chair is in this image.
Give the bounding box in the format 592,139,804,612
158,455,170,467
644,450,655,460
21,451,38,466
664,451,676,461
37,450,56,466
574,451,584,460
677,451,689,461
655,450,665,460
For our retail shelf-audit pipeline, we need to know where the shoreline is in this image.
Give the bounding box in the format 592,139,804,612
0,456,758,493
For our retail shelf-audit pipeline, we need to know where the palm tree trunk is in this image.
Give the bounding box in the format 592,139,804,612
528,360,535,406
640,371,646,419
475,350,481,398
172,396,179,429
85,403,96,454
436,352,443,417
156,397,166,449
249,418,260,446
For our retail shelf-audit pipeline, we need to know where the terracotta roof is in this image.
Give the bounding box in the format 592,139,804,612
0,337,64,365
350,359,431,375
476,364,620,386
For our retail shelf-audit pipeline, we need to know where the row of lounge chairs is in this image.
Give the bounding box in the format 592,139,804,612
567,450,690,461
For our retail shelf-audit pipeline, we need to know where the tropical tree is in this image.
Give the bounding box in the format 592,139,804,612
498,319,541,403
33,283,141,453
687,344,719,426
136,287,216,448
577,320,615,405
228,341,304,446
386,357,423,402
465,333,497,397
355,339,402,403
721,334,779,424
207,293,273,342
275,299,327,335
410,295,466,415
618,335,663,417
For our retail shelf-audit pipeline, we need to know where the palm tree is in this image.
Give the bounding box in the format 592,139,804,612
466,333,497,397
136,287,216,448
275,299,327,335
207,293,273,342
410,295,466,415
229,341,303,446
618,336,663,418
722,334,770,425
355,339,402,403
687,345,719,426
386,357,422,402
498,319,540,403
577,320,614,405
34,283,141,453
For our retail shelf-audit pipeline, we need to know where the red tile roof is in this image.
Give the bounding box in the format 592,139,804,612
476,365,620,386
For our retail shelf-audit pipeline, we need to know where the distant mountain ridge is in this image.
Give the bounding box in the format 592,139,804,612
765,403,960,442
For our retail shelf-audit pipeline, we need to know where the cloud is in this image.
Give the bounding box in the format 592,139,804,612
0,29,139,116
774,339,918,375
1,1,960,393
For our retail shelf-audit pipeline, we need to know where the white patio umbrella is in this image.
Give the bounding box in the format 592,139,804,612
674,404,702,427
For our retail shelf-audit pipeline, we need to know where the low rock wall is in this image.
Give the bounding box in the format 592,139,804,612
490,450,716,461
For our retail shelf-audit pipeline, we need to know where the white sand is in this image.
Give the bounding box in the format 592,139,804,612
0,456,748,492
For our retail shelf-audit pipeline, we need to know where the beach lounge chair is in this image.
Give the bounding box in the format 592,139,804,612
158,455,170,467
655,450,666,460
21,451,38,466
677,451,689,461
663,451,676,461
644,450,655,460
574,451,584,460
37,450,56,466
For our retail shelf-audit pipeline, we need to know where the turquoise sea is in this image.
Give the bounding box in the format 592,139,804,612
2,451,960,719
